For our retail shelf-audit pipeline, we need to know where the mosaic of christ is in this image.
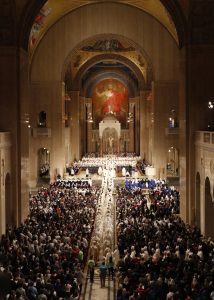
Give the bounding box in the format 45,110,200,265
92,79,128,128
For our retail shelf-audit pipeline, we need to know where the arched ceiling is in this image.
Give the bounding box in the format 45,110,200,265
63,35,152,91
29,0,179,57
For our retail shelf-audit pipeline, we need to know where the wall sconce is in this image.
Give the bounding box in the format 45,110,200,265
86,112,93,123
127,112,134,123
208,101,214,109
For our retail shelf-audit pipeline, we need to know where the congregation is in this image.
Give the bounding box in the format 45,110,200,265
116,187,214,299
0,155,213,300
0,184,100,299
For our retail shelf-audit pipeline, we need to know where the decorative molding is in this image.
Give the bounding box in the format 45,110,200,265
19,0,46,50
81,39,135,52
71,53,147,91
62,34,153,86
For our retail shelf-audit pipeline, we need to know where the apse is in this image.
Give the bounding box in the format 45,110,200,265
92,78,128,128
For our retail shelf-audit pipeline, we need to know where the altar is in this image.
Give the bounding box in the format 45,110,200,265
99,111,121,155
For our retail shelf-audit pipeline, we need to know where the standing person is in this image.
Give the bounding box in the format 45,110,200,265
107,254,114,280
75,265,83,295
99,261,108,288
87,256,95,284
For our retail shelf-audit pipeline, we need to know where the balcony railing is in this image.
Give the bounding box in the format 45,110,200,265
195,131,214,145
165,127,179,135
32,127,51,137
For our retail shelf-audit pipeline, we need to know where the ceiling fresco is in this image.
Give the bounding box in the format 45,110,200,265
29,0,178,57
67,37,149,84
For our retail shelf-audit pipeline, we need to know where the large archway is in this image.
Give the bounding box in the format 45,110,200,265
19,0,186,53
13,0,190,224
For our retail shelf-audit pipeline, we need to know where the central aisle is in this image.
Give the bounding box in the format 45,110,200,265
81,159,117,300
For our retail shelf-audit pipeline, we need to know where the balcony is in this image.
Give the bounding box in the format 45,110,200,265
165,127,179,135
195,131,214,146
32,127,51,138
0,132,11,147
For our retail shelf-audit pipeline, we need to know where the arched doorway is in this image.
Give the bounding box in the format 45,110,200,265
38,148,50,184
5,173,14,227
195,172,201,228
166,147,179,176
205,177,214,238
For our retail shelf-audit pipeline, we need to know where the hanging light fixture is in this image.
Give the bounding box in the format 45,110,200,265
127,112,134,123
208,101,214,109
86,112,93,123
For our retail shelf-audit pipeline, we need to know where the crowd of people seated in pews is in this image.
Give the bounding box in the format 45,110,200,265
0,170,213,300
52,179,92,189
0,184,100,299
124,179,180,215
116,186,214,300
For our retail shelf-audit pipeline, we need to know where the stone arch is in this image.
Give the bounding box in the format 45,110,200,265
82,68,139,98
160,0,187,47
29,3,179,82
195,172,201,228
62,33,153,89
205,177,214,238
19,0,187,51
19,0,47,50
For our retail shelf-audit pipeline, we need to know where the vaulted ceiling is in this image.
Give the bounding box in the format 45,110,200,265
28,0,182,56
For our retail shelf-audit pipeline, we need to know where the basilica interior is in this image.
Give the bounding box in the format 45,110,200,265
1,0,214,297
0,0,214,238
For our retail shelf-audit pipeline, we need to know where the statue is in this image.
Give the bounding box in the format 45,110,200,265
108,136,114,153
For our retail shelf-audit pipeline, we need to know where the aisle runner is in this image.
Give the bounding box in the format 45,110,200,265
82,160,116,300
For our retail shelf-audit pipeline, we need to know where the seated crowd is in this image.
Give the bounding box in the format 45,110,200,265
124,179,180,214
116,186,214,300
52,179,92,189
0,184,100,299
0,169,213,300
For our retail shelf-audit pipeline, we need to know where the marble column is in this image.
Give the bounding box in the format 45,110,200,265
139,90,148,159
0,47,20,230
179,47,188,222
70,91,81,160
20,49,31,222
